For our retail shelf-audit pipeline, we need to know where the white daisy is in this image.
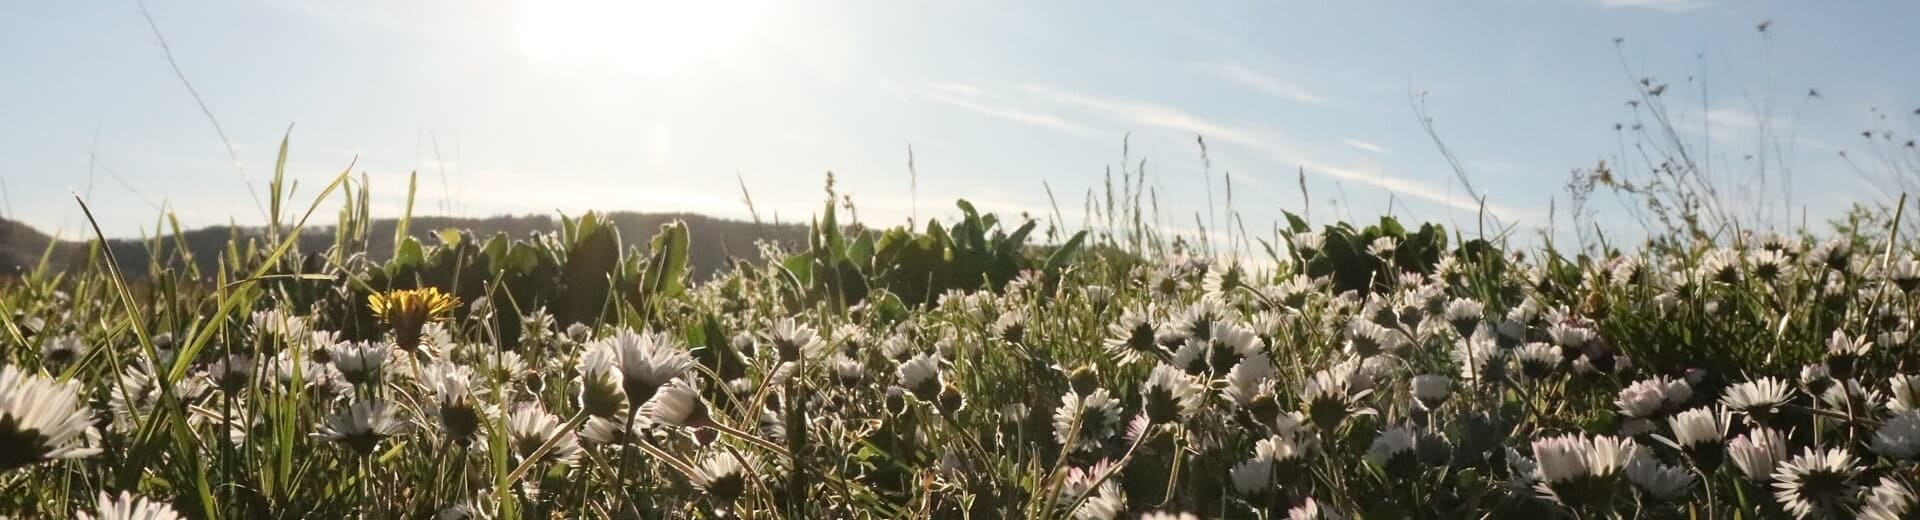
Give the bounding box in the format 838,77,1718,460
1721,377,1794,421
1873,410,1920,460
78,491,183,520
507,403,581,467
1666,407,1725,448
1072,481,1126,520
1890,374,1920,413
1411,374,1451,410
1054,388,1122,453
1771,447,1861,519
1861,476,1917,520
640,377,707,428
689,450,752,502
1366,426,1418,475
1515,342,1562,380
1229,456,1274,495
1728,427,1791,482
1624,452,1694,501
897,353,943,402
0,364,100,472
766,317,825,363
328,340,390,386
1104,309,1163,365
313,400,405,455
592,329,694,407
39,334,85,368
1141,364,1204,424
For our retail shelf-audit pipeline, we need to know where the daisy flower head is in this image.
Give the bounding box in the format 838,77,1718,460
1624,452,1695,501
689,450,754,503
39,334,85,370
593,329,694,408
575,345,627,418
1770,447,1862,519
0,365,101,472
766,317,824,363
507,403,581,467
1229,456,1275,496
1141,363,1205,424
1516,342,1562,380
1666,406,1726,470
1411,374,1451,410
1443,298,1485,337
1073,481,1126,520
1890,374,1920,413
640,377,709,428
1054,388,1123,453
1728,427,1791,482
328,340,390,386
1861,476,1917,520
313,400,405,455
1301,363,1368,431
78,491,183,520
1366,426,1419,478
1721,377,1794,423
1824,329,1872,380
897,353,943,402
1104,309,1162,365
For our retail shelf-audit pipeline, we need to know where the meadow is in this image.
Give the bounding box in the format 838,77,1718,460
5,147,1920,520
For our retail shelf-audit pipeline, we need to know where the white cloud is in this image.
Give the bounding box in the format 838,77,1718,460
1026,85,1535,221
1598,0,1713,13
1029,85,1267,146
1194,62,1330,106
911,82,1092,135
1340,138,1390,155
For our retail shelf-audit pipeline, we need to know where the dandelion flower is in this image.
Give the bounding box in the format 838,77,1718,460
368,287,460,353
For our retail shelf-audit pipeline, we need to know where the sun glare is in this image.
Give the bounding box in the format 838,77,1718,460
514,0,768,76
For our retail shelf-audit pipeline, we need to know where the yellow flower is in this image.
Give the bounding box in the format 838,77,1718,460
368,287,460,352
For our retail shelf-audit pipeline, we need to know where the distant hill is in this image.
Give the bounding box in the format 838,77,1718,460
0,212,810,281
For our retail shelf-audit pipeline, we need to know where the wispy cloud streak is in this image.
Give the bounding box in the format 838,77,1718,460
1194,62,1330,106
1027,85,1533,220
912,82,1091,135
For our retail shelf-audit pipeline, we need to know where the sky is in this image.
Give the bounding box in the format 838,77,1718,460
2,1,1916,251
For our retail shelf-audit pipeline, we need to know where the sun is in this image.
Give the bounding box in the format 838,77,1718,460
513,0,768,76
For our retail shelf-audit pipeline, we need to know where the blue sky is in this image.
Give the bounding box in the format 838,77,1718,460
2,1,1915,249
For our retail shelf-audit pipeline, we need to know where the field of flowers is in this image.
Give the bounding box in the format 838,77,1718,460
5,178,1920,519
